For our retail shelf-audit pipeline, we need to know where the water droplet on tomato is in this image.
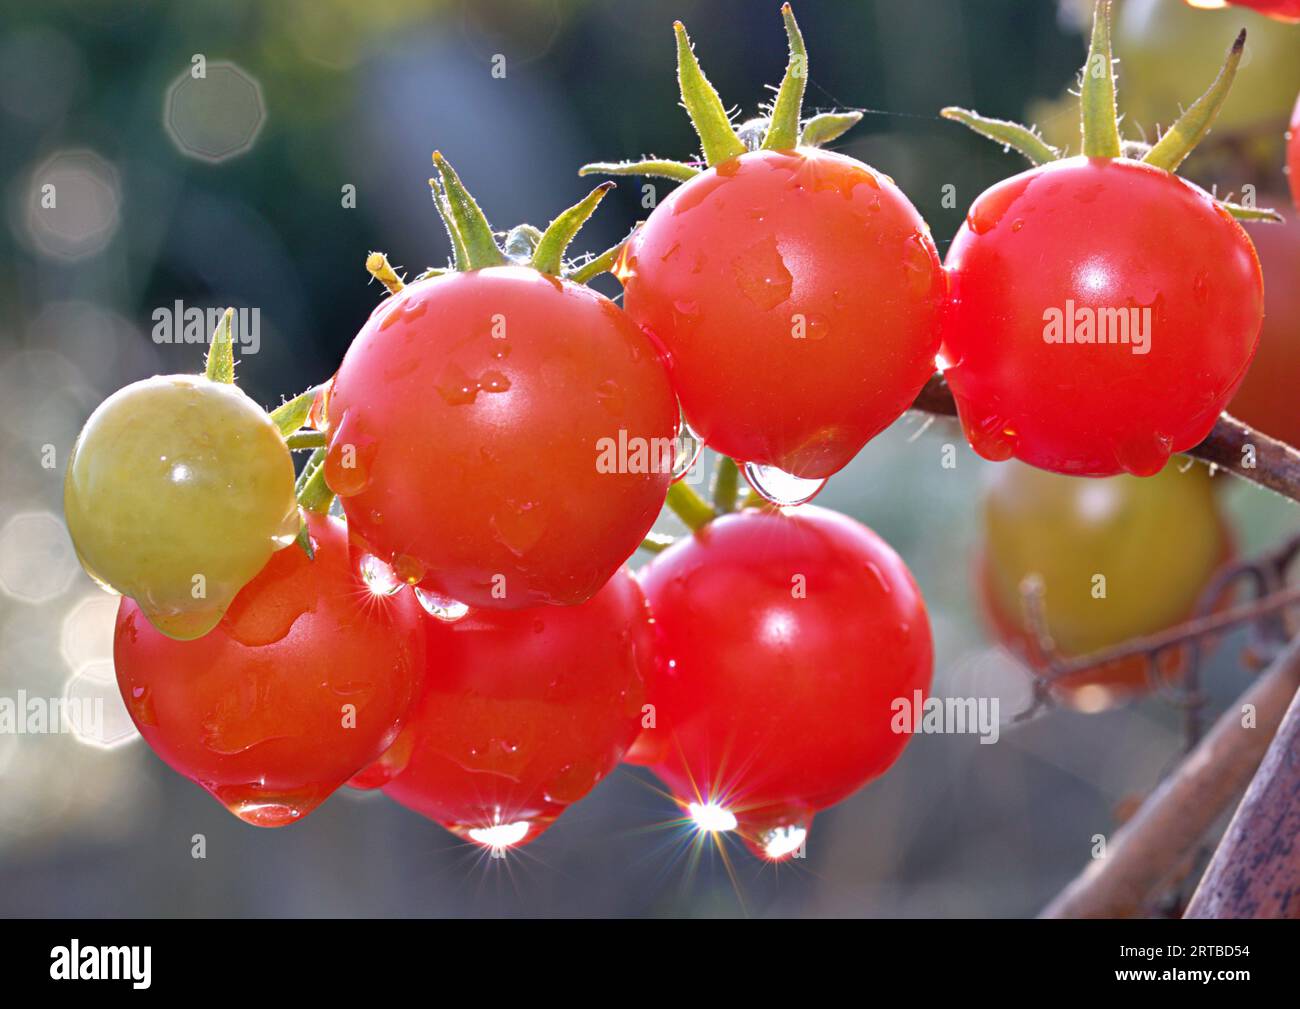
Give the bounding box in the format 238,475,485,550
221,795,309,828
596,379,625,416
491,500,547,556
960,411,1018,462
358,554,402,596
671,416,703,483
413,587,469,622
460,819,534,851
127,684,157,727
744,819,811,861
902,233,940,298
742,462,827,506
1113,431,1174,477
324,413,376,497
732,236,793,310
307,376,332,431
480,370,511,394
542,761,603,805
436,362,480,405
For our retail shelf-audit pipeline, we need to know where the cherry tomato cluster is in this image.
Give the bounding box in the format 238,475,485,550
62,2,1284,860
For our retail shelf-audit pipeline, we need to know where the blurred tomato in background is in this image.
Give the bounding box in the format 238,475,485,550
976,462,1232,712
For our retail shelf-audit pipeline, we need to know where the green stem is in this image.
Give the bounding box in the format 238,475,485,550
296,447,335,515
761,4,808,151
365,252,405,295
1143,30,1246,174
665,481,716,531
285,430,327,451
712,455,740,513
1080,1,1122,159
639,532,676,554
532,183,615,275
674,21,746,167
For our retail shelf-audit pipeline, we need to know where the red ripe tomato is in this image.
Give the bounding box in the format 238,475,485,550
113,512,425,827
1204,0,1300,22
629,506,932,860
1228,207,1300,445
942,156,1264,477
619,147,945,481
325,266,678,610
371,567,651,850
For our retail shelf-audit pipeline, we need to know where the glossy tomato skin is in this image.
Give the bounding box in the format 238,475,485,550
1219,0,1300,21
630,506,932,850
114,512,426,827
976,462,1232,711
943,157,1263,477
65,375,298,641
325,266,678,610
1228,208,1300,445
1290,93,1300,214
375,567,651,849
620,147,945,480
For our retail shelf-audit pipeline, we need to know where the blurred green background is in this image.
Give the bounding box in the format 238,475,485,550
1,0,1298,917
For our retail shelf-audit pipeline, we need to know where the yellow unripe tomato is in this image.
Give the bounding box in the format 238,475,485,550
64,375,298,640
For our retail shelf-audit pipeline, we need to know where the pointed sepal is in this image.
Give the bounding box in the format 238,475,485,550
203,307,236,384
431,152,505,270
941,107,1061,165
761,4,808,151
800,111,863,147
579,159,701,182
1218,199,1283,223
269,386,322,438
674,21,746,167
1080,0,1122,159
531,182,616,275
1144,30,1246,174
429,178,470,271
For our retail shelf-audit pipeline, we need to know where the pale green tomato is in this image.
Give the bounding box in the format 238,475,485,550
64,375,298,640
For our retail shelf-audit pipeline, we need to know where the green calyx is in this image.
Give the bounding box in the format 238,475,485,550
200,306,331,558
368,152,626,288
580,4,862,185
942,1,1277,224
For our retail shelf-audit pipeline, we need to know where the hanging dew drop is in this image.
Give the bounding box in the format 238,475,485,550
414,587,469,622
671,415,703,483
742,461,827,506
739,822,810,862
358,554,402,596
